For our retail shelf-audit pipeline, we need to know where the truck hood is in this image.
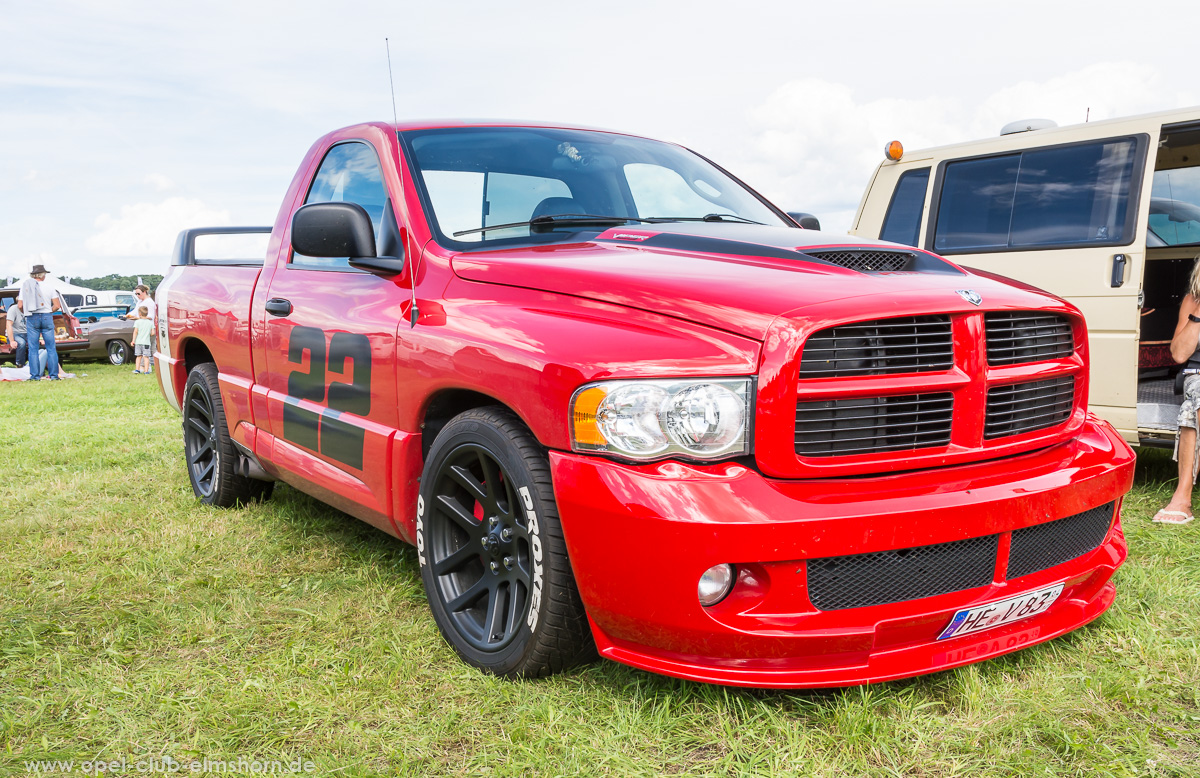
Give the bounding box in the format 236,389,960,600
449,223,1061,340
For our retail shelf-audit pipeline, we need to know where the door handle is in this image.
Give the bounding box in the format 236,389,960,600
265,298,293,316
1111,254,1127,288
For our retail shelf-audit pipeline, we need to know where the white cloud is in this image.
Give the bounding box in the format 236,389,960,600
144,173,176,192
738,62,1199,234
0,252,95,286
86,198,231,257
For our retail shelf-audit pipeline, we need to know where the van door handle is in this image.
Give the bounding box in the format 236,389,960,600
265,298,293,316
1111,254,1127,288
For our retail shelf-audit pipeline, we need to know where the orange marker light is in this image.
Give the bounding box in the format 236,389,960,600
571,386,609,447
884,140,904,161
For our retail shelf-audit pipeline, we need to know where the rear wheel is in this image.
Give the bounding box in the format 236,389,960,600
107,339,130,366
182,363,273,506
418,407,593,678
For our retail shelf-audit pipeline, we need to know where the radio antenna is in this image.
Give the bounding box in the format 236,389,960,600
385,38,419,327
385,38,399,126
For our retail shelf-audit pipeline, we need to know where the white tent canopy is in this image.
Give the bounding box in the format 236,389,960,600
39,277,101,308
44,277,99,297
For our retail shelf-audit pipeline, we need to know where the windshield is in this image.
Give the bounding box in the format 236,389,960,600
401,127,791,249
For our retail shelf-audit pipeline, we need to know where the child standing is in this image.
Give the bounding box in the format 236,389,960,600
132,305,153,374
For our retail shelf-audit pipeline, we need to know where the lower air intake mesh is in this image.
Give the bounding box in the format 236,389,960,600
806,534,999,611
1006,502,1115,580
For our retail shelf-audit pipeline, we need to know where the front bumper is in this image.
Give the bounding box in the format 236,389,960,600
549,416,1134,688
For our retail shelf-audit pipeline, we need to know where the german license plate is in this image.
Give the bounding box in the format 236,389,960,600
937,583,1064,640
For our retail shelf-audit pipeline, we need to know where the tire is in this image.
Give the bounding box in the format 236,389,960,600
182,363,273,507
107,339,130,366
418,407,594,678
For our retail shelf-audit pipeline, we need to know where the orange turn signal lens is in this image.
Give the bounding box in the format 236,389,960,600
884,140,904,161
570,386,608,447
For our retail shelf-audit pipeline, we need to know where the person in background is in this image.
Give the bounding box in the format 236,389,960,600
1156,257,1200,525
121,285,155,322
5,299,27,368
132,305,153,375
16,263,60,381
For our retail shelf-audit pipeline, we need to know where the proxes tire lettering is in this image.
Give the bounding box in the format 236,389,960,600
416,495,426,566
521,486,544,630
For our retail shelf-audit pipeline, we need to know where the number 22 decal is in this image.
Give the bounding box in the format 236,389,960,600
283,325,372,469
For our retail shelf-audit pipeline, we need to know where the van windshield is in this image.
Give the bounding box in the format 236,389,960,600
1149,168,1200,247
400,127,790,250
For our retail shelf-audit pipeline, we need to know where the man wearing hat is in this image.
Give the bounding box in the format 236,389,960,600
17,263,61,381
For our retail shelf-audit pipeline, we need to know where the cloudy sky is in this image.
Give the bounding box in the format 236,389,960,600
1,0,1195,282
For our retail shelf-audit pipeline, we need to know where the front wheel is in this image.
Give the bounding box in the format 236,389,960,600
182,363,273,507
418,407,594,678
107,339,130,366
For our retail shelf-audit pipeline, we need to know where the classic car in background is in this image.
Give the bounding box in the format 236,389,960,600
0,286,88,360
75,316,137,365
72,304,132,324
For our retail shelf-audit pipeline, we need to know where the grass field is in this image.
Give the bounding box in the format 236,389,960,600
1,363,1198,776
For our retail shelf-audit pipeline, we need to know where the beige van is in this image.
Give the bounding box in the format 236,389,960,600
851,106,1200,447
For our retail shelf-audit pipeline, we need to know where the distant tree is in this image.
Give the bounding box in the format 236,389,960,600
71,273,164,291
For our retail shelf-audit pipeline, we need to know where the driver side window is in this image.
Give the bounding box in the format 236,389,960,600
293,142,388,270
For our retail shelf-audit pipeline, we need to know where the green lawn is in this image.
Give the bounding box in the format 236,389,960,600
1,364,1197,776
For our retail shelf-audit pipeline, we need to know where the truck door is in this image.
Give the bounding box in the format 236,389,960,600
260,139,402,526
921,125,1158,440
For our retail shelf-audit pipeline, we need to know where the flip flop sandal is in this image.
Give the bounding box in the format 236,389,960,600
1153,510,1195,525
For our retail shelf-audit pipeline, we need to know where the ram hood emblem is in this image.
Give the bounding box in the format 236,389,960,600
956,289,982,306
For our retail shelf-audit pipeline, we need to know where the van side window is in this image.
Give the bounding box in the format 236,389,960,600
879,168,930,247
1149,167,1200,246
293,142,388,270
933,137,1140,252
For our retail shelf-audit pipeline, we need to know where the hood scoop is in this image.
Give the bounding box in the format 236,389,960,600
802,249,917,273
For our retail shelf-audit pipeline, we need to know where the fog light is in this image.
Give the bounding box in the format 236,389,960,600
698,564,736,607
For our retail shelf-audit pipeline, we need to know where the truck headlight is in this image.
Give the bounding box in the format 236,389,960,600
570,378,753,461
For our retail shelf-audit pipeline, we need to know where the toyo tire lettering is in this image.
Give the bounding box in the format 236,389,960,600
416,495,426,566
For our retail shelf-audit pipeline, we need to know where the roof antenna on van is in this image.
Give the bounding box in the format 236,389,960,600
1086,107,1090,123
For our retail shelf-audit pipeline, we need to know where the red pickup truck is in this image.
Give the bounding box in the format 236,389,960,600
156,120,1135,688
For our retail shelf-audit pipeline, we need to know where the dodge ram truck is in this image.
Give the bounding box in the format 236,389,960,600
156,120,1135,688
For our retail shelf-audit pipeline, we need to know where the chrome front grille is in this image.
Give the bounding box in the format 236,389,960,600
985,312,1073,366
799,316,953,378
795,393,953,457
984,376,1075,439
789,309,1080,468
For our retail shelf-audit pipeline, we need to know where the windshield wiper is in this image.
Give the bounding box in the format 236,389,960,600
646,213,765,225
453,214,656,238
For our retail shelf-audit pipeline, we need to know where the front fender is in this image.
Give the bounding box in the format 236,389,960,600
397,276,763,450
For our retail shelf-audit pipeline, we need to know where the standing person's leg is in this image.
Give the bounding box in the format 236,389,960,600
1160,375,1200,524
13,332,26,368
25,314,44,380
43,315,59,379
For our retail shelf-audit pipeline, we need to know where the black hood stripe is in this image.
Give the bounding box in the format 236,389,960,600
597,232,961,274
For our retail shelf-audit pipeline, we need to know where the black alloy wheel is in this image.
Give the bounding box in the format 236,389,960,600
419,407,593,678
107,339,130,366
426,442,534,653
183,376,220,500
182,363,273,507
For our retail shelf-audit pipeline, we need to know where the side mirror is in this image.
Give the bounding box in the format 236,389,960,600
292,202,377,258
787,211,822,231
